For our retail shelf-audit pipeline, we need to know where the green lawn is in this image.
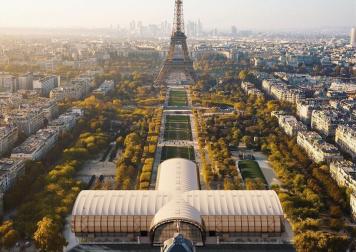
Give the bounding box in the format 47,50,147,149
164,130,192,141
168,90,188,107
161,146,195,162
165,122,191,131
238,160,267,184
166,115,190,123
164,115,192,141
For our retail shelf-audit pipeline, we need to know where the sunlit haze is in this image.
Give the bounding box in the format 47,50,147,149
0,0,355,30
0,0,356,251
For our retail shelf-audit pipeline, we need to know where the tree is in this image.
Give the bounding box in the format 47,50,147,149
33,217,66,252
329,205,342,218
245,178,266,190
294,231,349,252
294,231,321,252
329,218,344,231
292,218,321,234
224,178,237,190
0,221,19,249
238,70,249,81
234,101,246,111
2,229,18,249
242,135,253,148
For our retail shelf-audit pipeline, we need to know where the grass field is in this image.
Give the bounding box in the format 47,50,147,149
168,90,188,107
165,122,191,131
238,160,267,184
164,115,192,141
161,146,195,162
166,115,190,123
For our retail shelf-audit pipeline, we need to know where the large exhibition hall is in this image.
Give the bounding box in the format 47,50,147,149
71,158,286,248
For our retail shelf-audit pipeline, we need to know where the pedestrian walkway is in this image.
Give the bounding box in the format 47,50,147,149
150,88,205,189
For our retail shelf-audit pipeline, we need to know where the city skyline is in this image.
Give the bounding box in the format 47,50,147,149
0,0,355,31
0,0,355,251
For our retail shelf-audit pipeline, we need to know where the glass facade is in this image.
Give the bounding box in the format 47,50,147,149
201,215,281,233
72,215,154,233
72,215,282,235
152,220,203,246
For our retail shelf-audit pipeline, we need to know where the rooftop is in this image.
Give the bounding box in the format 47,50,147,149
299,131,340,153
48,112,78,127
0,158,24,178
12,128,57,154
332,160,356,179
156,158,199,192
0,124,17,138
72,159,284,224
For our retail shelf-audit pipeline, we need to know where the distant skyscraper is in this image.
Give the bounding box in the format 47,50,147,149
129,20,136,33
160,21,171,36
231,25,237,36
351,27,356,47
186,20,204,37
197,19,203,36
186,20,197,37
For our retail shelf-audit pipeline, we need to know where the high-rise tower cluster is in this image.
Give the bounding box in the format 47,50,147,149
351,27,356,47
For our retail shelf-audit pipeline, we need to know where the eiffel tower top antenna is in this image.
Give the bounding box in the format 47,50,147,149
173,0,184,34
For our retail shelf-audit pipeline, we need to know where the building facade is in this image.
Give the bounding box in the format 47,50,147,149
18,73,33,90
35,98,59,121
0,158,25,215
311,109,348,138
335,125,356,160
329,160,356,193
241,82,264,98
277,115,307,137
351,193,356,221
5,109,45,136
297,131,343,164
262,79,305,104
50,79,90,102
11,128,59,160
0,125,18,157
0,74,18,93
296,99,329,125
92,80,115,96
48,111,82,135
0,158,25,193
33,76,59,97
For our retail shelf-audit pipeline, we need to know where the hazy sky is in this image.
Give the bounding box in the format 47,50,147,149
0,0,355,30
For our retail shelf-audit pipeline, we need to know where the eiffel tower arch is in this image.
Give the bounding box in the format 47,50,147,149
155,0,197,86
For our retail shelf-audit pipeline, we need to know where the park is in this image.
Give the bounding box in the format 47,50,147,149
168,90,188,107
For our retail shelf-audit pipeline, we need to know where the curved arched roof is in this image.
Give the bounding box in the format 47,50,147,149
156,158,199,192
72,190,283,217
72,190,171,216
72,158,284,229
183,190,283,216
151,197,202,228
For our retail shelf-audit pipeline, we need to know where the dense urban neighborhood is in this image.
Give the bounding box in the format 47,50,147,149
0,10,355,251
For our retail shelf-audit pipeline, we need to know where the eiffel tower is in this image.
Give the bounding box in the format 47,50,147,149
155,0,197,86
